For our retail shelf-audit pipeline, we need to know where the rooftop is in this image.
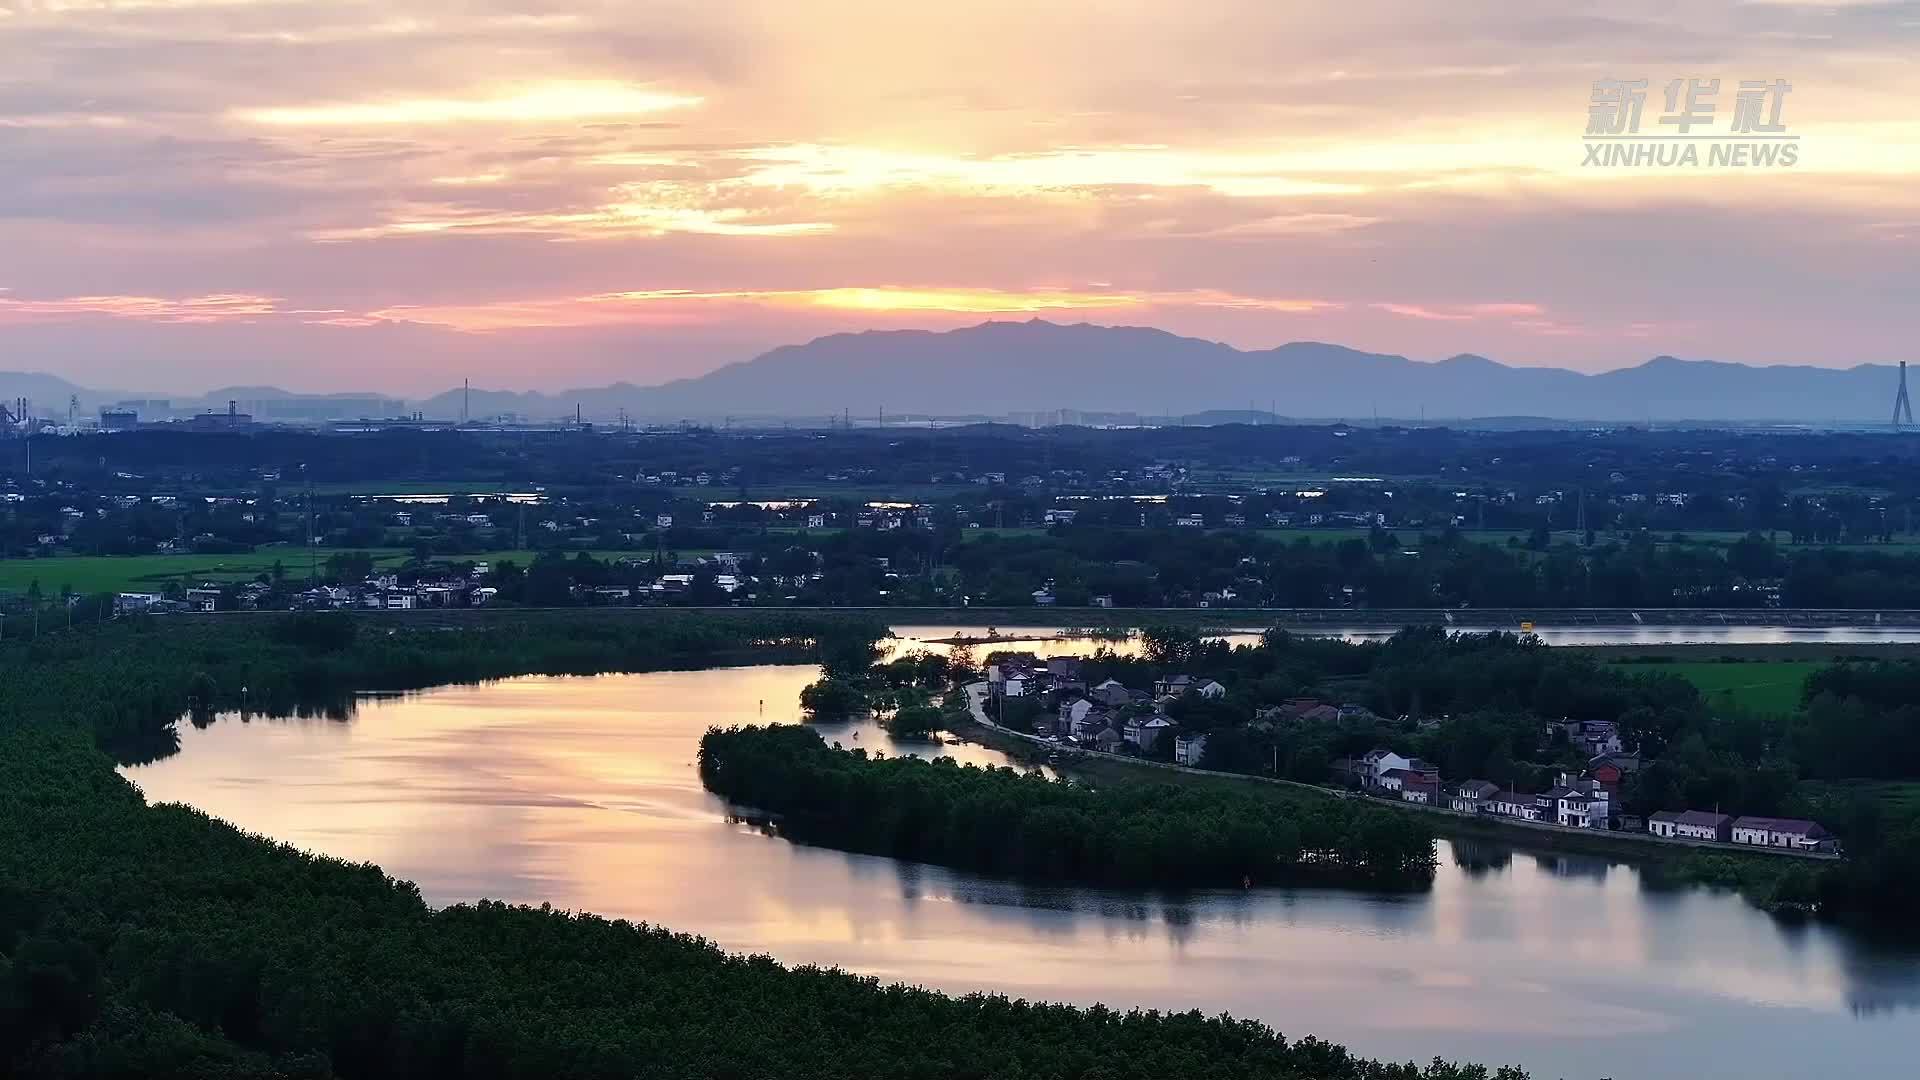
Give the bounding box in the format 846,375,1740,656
1731,816,1828,836
1650,810,1733,828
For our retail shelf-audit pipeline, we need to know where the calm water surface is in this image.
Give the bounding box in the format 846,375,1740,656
888,623,1920,655
123,665,1920,1080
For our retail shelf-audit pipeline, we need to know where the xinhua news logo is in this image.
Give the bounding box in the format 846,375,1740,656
1584,78,1796,168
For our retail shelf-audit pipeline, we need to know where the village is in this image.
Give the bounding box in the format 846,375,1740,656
982,651,1840,857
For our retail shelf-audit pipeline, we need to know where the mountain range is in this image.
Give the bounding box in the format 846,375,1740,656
3,320,1910,425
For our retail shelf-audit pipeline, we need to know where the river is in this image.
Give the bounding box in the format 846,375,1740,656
121,660,1920,1080
886,622,1920,657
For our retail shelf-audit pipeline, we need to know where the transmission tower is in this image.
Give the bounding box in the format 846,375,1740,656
1896,361,1914,428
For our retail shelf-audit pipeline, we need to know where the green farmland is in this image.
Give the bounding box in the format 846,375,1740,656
0,548,408,596
1628,659,1822,715
0,547,689,597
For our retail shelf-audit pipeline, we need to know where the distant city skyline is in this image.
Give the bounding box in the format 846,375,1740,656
2,1,1917,393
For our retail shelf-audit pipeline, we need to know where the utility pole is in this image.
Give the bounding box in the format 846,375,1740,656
304,464,316,585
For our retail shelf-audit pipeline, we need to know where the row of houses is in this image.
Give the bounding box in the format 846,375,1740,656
1447,772,1617,829
1337,747,1634,832
1646,810,1836,852
1343,748,1837,852
986,659,1842,854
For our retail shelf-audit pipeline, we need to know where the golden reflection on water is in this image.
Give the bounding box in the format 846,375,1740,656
123,665,1920,1080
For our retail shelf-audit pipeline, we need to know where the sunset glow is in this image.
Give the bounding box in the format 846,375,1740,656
2,0,1916,391
236,81,704,128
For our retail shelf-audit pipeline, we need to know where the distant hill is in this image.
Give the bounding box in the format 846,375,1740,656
579,320,1905,423
0,371,125,415
6,321,1910,423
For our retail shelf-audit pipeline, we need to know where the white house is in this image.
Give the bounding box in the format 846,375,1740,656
1126,716,1175,751
1070,711,1110,741
986,657,1038,698
1489,791,1540,821
655,514,674,528
1648,810,1732,842
1358,749,1416,790
1555,792,1602,829
1173,732,1209,767
1451,780,1499,813
1377,768,1414,794
1059,697,1096,729
1399,779,1440,805
115,592,163,615
1194,679,1227,700
1730,816,1833,851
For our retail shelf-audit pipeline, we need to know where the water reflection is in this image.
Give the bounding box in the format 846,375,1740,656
121,667,1920,1080
886,625,1264,659
1448,838,1514,878
888,622,1920,658
1530,851,1614,883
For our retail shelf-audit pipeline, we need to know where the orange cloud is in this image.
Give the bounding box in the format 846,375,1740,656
364,285,1342,332
310,197,831,241
1372,303,1473,321
0,292,279,324
1372,301,1545,322
234,81,702,127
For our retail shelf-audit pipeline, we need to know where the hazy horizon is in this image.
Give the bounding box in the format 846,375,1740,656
4,2,1918,394
6,317,1908,401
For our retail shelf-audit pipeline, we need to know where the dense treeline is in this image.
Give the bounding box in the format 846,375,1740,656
699,724,1438,889
999,528,1920,610
446,525,1920,610
0,612,1525,1079
1798,661,1920,779
0,609,885,764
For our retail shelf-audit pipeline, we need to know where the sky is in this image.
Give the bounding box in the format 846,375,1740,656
1,0,1918,395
